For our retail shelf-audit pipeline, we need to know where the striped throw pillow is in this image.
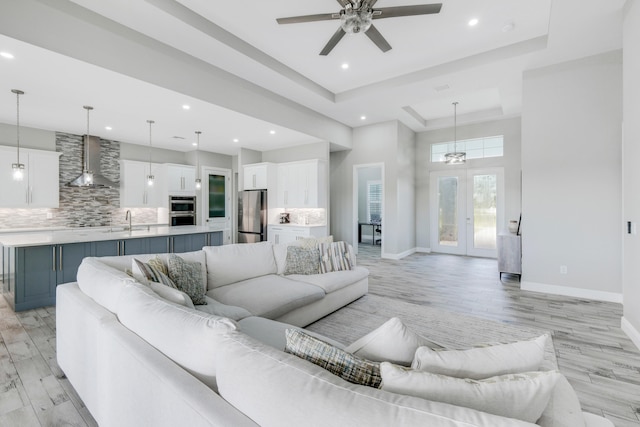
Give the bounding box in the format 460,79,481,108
318,241,356,273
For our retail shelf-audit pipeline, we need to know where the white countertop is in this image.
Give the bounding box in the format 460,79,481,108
0,225,222,248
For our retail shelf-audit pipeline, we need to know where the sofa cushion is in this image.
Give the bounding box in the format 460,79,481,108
115,282,237,391
207,275,325,319
99,250,207,283
411,334,549,379
204,242,277,289
285,329,381,388
272,244,289,275
149,282,195,309
345,317,444,366
194,296,252,321
380,363,559,423
216,331,537,427
538,374,586,427
286,266,369,294
76,257,138,313
167,253,207,305
237,316,345,351
283,246,320,275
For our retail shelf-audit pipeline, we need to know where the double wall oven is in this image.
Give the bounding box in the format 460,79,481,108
169,196,196,226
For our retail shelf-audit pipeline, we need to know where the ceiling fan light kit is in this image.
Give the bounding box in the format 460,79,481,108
277,0,442,56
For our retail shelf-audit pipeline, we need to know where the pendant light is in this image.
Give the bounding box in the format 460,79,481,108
146,120,155,186
11,89,25,181
194,131,202,190
81,105,94,184
444,101,466,165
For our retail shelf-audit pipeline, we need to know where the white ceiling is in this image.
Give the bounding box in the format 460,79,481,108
0,0,627,154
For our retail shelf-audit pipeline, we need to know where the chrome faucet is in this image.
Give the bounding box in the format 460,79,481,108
125,210,132,231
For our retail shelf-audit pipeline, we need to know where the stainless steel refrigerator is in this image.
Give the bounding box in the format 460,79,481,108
237,189,267,243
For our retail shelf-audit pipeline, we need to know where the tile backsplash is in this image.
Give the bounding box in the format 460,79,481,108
0,132,158,230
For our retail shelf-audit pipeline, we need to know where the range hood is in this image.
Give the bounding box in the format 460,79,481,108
67,135,117,187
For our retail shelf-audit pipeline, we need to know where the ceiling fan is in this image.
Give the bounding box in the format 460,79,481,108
276,0,442,56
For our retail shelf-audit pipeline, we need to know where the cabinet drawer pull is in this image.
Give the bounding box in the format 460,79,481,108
52,246,56,272
59,246,63,271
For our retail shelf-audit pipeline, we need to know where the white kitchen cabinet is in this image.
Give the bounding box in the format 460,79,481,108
166,164,195,194
0,146,60,208
267,225,327,245
120,160,162,208
243,163,276,190
277,160,326,208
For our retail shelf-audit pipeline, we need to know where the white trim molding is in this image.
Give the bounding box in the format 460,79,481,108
382,248,416,260
521,281,623,303
622,317,640,351
416,247,432,253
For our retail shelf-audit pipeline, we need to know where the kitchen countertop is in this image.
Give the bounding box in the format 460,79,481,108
0,225,222,248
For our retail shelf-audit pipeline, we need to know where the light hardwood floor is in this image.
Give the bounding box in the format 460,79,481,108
0,245,639,426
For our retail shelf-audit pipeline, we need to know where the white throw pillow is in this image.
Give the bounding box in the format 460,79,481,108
380,362,559,423
538,374,586,427
412,334,549,379
149,282,195,309
345,317,443,366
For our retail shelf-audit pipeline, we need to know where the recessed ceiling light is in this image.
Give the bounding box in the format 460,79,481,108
341,63,349,70
360,115,366,120
105,126,112,131
182,104,190,110
269,130,276,135
233,138,239,143
192,142,197,146
468,18,479,27
0,52,14,59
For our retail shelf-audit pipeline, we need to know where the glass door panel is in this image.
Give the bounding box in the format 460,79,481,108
438,176,459,247
472,174,497,250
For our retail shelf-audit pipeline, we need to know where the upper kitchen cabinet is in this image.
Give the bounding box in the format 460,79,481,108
243,163,277,190
277,160,326,208
120,160,162,208
0,145,61,208
165,164,195,195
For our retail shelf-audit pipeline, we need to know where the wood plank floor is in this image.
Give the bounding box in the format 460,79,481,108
0,244,639,426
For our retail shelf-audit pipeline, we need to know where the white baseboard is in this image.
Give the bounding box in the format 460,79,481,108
520,281,623,303
382,248,416,260
621,317,640,351
416,247,432,253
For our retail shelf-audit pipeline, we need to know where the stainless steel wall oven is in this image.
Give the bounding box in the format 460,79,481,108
169,196,196,226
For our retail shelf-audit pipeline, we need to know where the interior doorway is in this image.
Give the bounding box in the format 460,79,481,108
353,163,384,256
200,166,233,244
429,167,504,258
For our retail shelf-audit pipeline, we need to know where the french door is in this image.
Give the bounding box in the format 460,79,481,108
429,168,504,258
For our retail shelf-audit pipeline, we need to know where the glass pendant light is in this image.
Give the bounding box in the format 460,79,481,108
81,106,94,184
11,89,25,181
444,101,466,165
194,131,202,190
147,120,155,186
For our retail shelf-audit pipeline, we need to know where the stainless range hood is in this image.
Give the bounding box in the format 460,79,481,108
67,135,117,187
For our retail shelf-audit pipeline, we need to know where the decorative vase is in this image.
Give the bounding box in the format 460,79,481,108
508,220,519,234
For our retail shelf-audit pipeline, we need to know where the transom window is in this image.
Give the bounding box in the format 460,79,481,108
431,135,504,163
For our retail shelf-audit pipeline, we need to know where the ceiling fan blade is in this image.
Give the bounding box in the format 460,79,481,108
320,27,346,56
336,0,352,6
365,24,391,52
277,13,338,25
367,0,379,6
373,4,442,19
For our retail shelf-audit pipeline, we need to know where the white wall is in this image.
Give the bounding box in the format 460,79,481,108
0,123,55,151
622,0,640,347
330,120,416,258
262,142,329,163
521,50,623,301
415,117,522,250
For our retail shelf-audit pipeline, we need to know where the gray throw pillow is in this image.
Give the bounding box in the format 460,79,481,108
167,253,207,305
285,329,382,388
284,246,320,275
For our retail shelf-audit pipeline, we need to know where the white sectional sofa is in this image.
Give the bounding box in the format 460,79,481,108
56,241,613,427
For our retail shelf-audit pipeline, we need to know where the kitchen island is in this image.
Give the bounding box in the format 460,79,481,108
0,226,223,311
